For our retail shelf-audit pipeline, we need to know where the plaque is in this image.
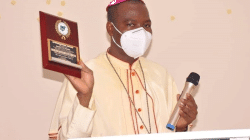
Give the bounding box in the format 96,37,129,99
39,11,82,78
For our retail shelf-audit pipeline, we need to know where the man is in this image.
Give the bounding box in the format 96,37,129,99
49,0,198,139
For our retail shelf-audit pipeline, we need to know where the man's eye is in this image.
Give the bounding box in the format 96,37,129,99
145,24,151,28
127,23,134,27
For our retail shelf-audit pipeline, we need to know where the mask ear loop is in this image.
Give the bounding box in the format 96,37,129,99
112,36,122,48
111,22,122,34
111,22,123,48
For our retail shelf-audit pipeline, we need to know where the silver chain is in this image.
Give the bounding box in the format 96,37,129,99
106,53,152,134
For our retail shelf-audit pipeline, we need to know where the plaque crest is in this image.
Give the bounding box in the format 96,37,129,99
55,20,71,40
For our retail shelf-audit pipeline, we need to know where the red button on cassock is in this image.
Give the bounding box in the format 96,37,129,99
131,72,135,76
140,125,144,129
138,108,142,112
135,90,139,94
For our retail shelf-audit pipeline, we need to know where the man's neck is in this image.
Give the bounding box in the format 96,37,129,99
108,45,137,66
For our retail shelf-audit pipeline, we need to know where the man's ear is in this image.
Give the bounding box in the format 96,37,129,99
106,22,114,37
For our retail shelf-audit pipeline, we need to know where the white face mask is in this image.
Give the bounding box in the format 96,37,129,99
111,22,152,59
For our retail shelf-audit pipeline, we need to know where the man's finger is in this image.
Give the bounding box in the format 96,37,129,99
186,93,196,103
64,74,76,82
179,104,197,119
177,94,181,101
79,60,92,73
179,109,191,120
179,103,192,118
180,99,197,112
179,94,197,110
64,73,90,94
64,74,80,85
186,93,198,109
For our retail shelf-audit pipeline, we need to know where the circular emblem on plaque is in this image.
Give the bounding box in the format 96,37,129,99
55,20,71,40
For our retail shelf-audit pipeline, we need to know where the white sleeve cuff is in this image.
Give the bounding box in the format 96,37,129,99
68,96,96,135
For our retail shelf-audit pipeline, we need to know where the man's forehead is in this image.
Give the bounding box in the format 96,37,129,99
106,0,145,12
122,18,151,23
117,4,150,21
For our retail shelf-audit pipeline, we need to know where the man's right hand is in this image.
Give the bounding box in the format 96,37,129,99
64,60,94,108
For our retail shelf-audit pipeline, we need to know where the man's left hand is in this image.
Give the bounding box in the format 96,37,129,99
175,93,198,132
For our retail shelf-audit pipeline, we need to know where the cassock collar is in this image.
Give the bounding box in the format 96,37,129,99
106,49,141,70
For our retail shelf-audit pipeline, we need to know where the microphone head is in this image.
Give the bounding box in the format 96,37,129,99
186,72,200,86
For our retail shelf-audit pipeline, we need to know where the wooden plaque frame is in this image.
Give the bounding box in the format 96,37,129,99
40,11,81,78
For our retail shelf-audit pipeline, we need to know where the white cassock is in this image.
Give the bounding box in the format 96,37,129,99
48,51,184,139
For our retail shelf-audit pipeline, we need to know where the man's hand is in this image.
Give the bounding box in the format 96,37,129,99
64,60,94,108
175,93,198,132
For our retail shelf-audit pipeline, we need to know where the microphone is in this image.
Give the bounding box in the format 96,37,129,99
166,72,200,131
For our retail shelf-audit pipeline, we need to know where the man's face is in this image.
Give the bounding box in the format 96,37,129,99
112,2,152,45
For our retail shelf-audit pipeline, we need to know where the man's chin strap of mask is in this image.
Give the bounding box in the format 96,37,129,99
111,22,123,48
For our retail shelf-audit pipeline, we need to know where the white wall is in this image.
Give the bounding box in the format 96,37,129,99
0,0,249,140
